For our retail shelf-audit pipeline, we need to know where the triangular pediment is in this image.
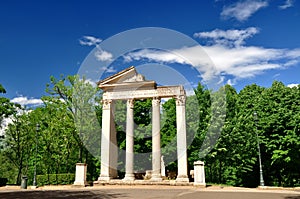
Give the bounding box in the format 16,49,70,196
98,66,156,91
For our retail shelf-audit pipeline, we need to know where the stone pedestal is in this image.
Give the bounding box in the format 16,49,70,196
74,163,88,186
194,161,206,186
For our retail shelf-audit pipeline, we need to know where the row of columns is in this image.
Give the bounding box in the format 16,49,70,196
98,95,189,182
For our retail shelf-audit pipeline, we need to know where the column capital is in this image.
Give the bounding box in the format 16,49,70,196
102,99,113,110
152,97,161,106
127,99,135,109
175,95,186,106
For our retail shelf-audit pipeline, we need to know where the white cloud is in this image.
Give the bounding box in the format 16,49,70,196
79,36,102,46
0,108,29,136
95,49,113,62
279,0,294,9
84,79,97,87
194,27,259,47
0,117,12,136
123,27,300,85
11,96,43,107
79,35,114,62
123,49,187,64
101,66,117,73
221,0,268,21
287,83,299,88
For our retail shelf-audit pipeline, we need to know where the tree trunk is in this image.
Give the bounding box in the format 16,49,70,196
78,146,83,163
16,160,23,185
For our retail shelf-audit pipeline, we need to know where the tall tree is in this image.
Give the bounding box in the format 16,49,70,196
0,84,21,125
3,113,34,184
45,75,101,163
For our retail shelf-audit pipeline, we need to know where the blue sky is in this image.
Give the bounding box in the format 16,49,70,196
0,0,299,107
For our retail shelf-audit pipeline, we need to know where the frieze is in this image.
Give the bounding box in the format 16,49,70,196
103,86,185,100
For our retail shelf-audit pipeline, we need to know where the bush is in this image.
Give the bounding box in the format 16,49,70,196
0,178,8,186
37,173,75,186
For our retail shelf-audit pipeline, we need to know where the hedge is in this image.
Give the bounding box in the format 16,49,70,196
0,178,8,186
36,173,75,186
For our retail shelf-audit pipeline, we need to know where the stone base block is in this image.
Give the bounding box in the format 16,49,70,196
73,181,89,187
194,182,206,187
175,176,189,183
97,176,112,181
123,174,135,181
150,174,163,182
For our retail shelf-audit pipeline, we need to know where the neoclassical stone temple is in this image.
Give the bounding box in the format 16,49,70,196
96,66,189,182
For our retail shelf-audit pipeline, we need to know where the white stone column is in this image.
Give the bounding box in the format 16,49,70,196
123,99,135,181
194,161,206,186
151,97,162,181
175,95,189,182
110,101,118,178
161,156,166,177
98,99,117,181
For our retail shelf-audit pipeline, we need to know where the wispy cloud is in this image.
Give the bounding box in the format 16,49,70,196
95,49,113,62
123,27,300,85
123,49,186,64
79,36,102,46
11,96,43,107
79,35,114,62
279,0,294,9
221,0,268,21
101,66,117,73
194,27,259,47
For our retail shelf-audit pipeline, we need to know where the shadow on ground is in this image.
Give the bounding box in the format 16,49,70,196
285,197,300,199
0,190,126,199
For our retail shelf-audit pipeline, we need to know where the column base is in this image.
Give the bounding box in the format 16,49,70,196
194,182,206,187
176,175,189,182
97,175,112,181
123,174,135,181
73,181,89,187
150,174,163,181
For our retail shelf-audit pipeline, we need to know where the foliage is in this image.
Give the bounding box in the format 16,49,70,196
35,173,75,186
0,84,21,125
1,78,300,187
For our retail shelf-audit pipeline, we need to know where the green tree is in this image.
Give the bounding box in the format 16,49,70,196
0,84,21,125
3,113,34,184
45,75,101,163
258,81,300,186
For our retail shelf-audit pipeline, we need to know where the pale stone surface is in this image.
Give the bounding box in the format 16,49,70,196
98,100,117,181
144,170,152,180
175,95,189,183
74,163,88,186
194,161,206,186
151,98,162,181
95,67,189,184
161,156,166,177
103,86,185,100
123,99,135,181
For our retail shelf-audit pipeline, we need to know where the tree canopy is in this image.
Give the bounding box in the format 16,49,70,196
0,79,299,187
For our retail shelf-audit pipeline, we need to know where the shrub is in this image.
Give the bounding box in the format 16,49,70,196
0,178,8,186
37,173,75,186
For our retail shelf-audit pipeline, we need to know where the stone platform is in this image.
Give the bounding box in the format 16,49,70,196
93,180,195,187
